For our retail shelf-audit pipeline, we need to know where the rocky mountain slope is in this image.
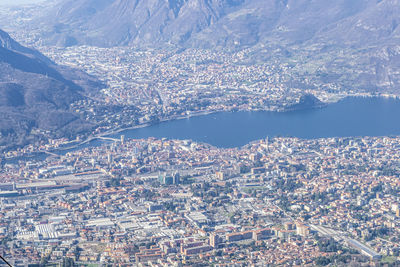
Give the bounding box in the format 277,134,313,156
30,0,399,49
0,29,101,150
28,0,400,92
33,0,241,47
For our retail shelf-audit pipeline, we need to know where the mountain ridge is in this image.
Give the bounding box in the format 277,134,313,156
0,29,101,150
28,0,399,49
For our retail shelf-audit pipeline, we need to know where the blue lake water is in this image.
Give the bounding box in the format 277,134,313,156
106,97,400,148
6,96,400,163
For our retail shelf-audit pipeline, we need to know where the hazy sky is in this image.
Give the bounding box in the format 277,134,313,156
0,0,47,6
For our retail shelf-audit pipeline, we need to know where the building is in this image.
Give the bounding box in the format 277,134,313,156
215,171,225,180
296,223,310,237
210,233,220,248
227,231,253,242
253,228,273,241
158,172,180,185
135,247,163,263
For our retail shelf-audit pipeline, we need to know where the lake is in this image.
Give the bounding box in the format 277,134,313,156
6,96,400,163
104,96,400,148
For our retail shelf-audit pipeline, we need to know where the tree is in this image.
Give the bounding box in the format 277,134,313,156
109,178,121,187
315,256,331,266
163,201,177,211
62,257,75,267
40,254,50,266
317,238,340,252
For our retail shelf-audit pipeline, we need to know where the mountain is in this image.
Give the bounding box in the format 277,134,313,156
30,0,399,49
33,0,244,47
312,0,400,47
0,29,101,150
7,0,400,95
191,0,374,48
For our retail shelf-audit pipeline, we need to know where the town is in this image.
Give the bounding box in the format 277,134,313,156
1,135,400,266
0,42,379,157
1,1,400,267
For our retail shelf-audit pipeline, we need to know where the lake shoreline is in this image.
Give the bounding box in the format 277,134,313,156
5,94,400,162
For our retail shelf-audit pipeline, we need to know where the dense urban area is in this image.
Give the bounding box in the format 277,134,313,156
0,41,378,157
1,136,400,266
1,4,397,156
2,2,400,267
